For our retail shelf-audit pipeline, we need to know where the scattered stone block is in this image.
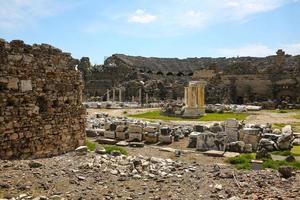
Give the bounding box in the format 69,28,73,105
75,146,88,155
196,132,217,151
104,131,116,139
129,142,144,148
20,80,32,92
96,138,117,145
116,141,129,147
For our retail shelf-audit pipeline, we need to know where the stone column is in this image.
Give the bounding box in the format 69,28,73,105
112,89,115,102
139,88,142,105
146,93,149,104
187,86,193,108
107,89,110,101
132,96,134,102
183,81,206,118
184,87,188,105
119,88,122,102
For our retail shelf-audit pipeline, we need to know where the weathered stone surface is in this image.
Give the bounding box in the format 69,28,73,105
196,132,217,151
0,39,86,159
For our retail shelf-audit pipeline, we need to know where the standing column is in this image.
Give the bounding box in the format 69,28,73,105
187,86,193,108
132,96,135,102
139,88,142,105
146,93,149,104
107,89,110,101
112,89,116,102
119,88,122,102
184,87,188,105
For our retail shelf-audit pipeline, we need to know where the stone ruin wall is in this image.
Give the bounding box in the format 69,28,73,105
79,53,299,104
0,39,86,159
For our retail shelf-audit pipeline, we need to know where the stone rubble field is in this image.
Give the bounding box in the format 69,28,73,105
0,150,300,200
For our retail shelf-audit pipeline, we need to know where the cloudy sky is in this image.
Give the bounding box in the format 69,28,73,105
0,0,299,64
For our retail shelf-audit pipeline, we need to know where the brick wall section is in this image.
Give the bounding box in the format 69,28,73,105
0,39,86,159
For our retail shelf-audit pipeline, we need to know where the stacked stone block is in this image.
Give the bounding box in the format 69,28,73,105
0,39,86,159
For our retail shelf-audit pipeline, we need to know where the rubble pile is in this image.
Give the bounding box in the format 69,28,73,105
0,39,86,159
0,152,299,199
189,119,295,154
86,113,193,145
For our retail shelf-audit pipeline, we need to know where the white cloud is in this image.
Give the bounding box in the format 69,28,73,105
128,9,157,24
218,44,274,57
282,43,300,55
177,10,210,28
224,0,284,20
0,0,71,31
217,42,300,57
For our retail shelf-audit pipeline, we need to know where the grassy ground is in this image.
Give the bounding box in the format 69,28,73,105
295,113,300,119
227,153,300,170
85,139,96,151
272,122,300,132
128,110,248,121
272,146,300,157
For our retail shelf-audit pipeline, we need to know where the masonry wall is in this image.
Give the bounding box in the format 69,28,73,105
0,39,86,159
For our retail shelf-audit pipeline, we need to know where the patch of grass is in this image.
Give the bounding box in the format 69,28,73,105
85,139,96,151
271,150,292,156
271,147,300,156
291,145,300,156
128,110,248,121
103,145,128,155
123,110,128,114
262,159,300,170
227,153,300,170
295,113,300,119
226,153,255,170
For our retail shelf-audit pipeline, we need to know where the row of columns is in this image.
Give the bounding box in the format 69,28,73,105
106,88,122,102
106,88,149,104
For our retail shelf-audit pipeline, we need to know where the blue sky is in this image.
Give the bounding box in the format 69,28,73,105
0,0,300,64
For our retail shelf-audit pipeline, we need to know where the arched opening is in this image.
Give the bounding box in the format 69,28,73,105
147,70,153,74
166,72,174,76
176,72,184,76
188,72,194,76
156,71,163,75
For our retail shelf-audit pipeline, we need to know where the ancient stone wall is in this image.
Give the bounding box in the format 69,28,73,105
79,51,300,105
0,39,86,159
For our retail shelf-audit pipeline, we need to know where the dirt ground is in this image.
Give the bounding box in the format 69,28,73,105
1,108,300,199
87,108,300,129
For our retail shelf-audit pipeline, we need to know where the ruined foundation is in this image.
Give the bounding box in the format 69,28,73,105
0,39,86,159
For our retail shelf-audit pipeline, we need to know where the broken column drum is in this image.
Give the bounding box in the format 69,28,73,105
0,39,86,159
183,81,206,118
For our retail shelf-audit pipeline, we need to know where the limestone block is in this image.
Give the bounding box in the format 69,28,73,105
196,132,217,151
116,125,127,132
240,128,260,149
128,132,143,141
104,131,116,139
144,126,158,133
116,131,128,140
20,80,32,92
144,132,158,143
159,135,172,144
7,78,19,90
188,132,201,148
128,124,143,133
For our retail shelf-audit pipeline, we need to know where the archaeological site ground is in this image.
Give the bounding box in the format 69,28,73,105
1,38,300,200
1,1,300,199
